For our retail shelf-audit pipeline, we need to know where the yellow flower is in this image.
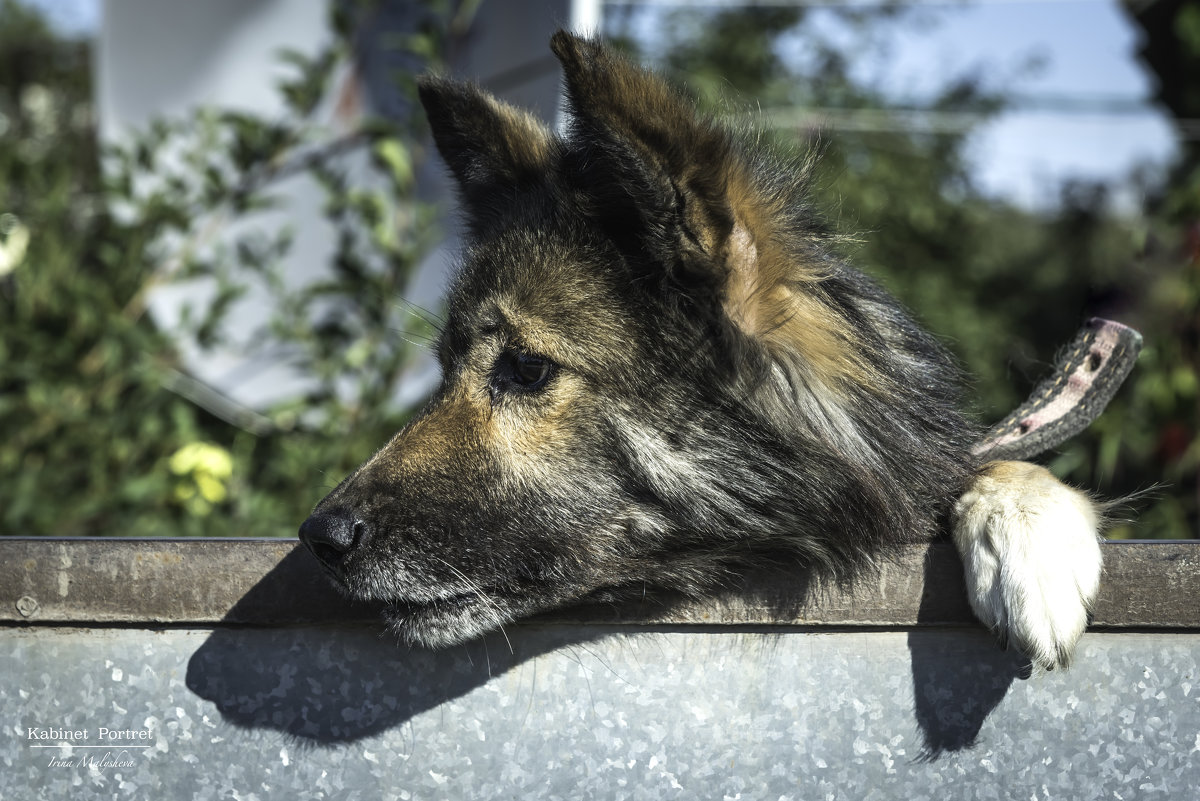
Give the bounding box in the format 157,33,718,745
169,442,234,515
169,442,233,479
194,473,228,504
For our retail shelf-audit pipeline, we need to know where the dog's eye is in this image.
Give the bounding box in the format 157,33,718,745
513,354,551,386
495,351,554,392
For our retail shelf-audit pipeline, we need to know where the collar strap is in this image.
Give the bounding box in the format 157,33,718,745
972,318,1143,463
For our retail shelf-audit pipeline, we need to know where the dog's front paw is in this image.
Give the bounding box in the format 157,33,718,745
952,461,1103,670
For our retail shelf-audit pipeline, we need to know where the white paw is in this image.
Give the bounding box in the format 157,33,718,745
952,461,1103,670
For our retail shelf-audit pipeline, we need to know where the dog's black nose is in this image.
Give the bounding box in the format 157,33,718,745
298,510,364,569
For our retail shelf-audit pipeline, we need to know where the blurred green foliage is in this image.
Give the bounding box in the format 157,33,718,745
610,5,1198,538
0,0,448,536
0,1,1195,538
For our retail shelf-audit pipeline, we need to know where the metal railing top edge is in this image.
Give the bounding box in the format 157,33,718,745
0,538,1196,630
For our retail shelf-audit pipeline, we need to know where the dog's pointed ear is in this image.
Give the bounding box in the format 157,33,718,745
550,32,733,252
418,76,553,210
550,32,728,181
551,32,807,337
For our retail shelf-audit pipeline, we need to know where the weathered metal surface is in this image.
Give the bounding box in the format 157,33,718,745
0,538,346,626
1,625,1197,800
1,538,1197,628
0,538,1197,798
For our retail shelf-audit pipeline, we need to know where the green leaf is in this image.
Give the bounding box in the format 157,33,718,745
372,137,413,189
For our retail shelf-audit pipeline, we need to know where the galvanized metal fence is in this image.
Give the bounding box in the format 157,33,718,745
2,538,1197,799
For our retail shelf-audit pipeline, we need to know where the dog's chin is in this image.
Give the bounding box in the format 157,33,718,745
381,595,521,650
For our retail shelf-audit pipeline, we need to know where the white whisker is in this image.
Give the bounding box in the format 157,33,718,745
431,556,514,655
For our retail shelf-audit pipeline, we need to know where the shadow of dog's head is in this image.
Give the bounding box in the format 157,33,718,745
298,33,974,649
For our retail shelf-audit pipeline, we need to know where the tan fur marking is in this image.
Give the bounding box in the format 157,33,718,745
365,381,488,480
374,303,598,492
493,297,564,361
764,287,875,389
493,285,640,374
488,372,589,474
977,460,1048,485
722,170,878,393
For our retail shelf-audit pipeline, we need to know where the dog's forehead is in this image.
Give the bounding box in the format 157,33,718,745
441,218,638,365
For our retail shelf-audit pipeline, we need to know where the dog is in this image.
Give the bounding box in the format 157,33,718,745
298,32,1117,671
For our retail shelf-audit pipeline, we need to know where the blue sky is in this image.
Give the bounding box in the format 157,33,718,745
626,0,1178,210
871,0,1176,208
25,0,97,34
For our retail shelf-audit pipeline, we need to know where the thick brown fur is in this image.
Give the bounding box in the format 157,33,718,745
299,34,1102,668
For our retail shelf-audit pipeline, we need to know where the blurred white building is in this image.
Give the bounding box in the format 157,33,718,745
96,0,602,420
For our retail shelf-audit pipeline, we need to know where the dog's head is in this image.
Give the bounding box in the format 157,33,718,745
299,33,969,648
